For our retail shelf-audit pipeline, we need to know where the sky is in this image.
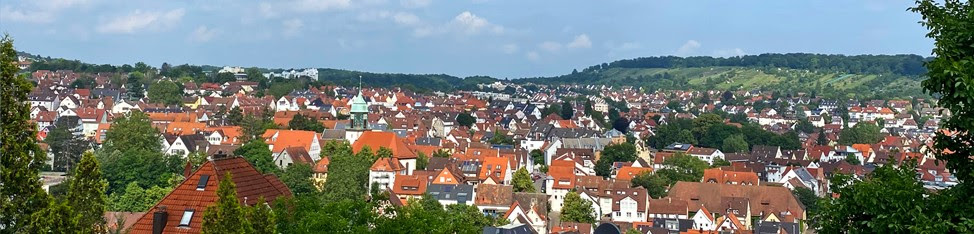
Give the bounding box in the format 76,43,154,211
0,0,934,78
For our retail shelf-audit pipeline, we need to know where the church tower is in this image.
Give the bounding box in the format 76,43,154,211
345,90,369,144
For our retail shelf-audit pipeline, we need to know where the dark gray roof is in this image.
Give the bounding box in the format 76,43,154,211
483,224,535,234
427,184,475,204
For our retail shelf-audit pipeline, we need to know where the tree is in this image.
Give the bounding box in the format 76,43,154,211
792,187,819,216
584,99,594,116
108,182,170,212
512,168,535,192
105,111,162,152
530,149,544,166
234,140,280,175
25,200,79,233
245,67,266,82
1,34,51,231
488,131,515,145
822,112,832,124
321,141,371,201
45,117,91,172
721,134,749,153
456,112,475,128
817,129,829,146
657,153,709,182
67,152,108,231
126,72,145,100
560,101,574,120
227,106,244,126
247,197,275,234
795,119,816,134
433,149,451,158
201,173,253,234
612,117,630,133
147,80,183,105
838,122,883,145
631,172,670,198
561,191,595,223
595,143,637,177
288,114,325,132
416,152,429,170
844,154,861,165
711,157,731,168
280,163,315,196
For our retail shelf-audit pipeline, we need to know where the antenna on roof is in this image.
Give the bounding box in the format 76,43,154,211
359,75,363,91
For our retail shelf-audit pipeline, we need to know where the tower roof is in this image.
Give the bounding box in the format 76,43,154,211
350,92,368,113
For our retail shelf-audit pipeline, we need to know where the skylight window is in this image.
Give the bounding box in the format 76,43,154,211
179,209,195,227
197,175,210,191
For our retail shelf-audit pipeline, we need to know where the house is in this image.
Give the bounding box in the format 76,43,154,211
691,205,716,231
475,184,514,216
687,147,724,165
369,157,406,192
129,156,292,233
274,146,313,169
545,160,576,212
609,187,649,223
312,157,329,189
647,198,688,219
162,134,208,158
353,131,418,174
262,129,321,161
391,174,429,205
427,184,475,206
666,182,806,226
503,193,549,234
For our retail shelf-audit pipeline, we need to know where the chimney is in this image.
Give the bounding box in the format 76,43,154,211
183,161,193,179
152,206,168,234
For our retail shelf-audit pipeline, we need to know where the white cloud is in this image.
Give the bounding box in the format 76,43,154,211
189,26,219,42
451,11,503,35
539,41,562,52
713,48,747,57
566,34,592,49
401,0,432,8
283,18,304,37
502,44,519,54
0,0,90,23
258,2,278,18
676,40,701,56
291,0,352,12
526,51,540,61
392,12,421,26
97,9,186,34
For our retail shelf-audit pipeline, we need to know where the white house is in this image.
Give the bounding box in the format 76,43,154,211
368,158,405,192
691,206,716,231
609,188,648,223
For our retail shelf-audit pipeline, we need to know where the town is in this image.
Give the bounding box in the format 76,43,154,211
21,59,954,233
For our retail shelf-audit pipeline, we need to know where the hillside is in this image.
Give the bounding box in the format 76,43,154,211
316,69,496,92
517,54,930,99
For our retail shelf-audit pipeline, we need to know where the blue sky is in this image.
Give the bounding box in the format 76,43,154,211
0,0,933,78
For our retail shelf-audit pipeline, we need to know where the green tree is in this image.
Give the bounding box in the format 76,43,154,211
817,129,829,145
456,112,476,128
795,119,816,134
844,154,861,165
201,173,253,234
234,140,280,175
595,143,638,177
0,34,51,231
631,172,670,198
512,168,535,192
280,162,315,196
127,72,145,100
227,106,244,126
45,117,91,172
25,200,79,233
560,101,574,120
584,99,594,116
530,149,544,166
626,228,642,234
288,114,325,132
657,153,709,182
104,111,162,152
433,149,451,158
247,197,275,234
792,187,819,216
561,191,595,223
108,182,170,212
416,152,429,170
838,122,883,145
67,152,108,231
147,80,183,105
488,131,515,145
245,67,266,82
711,157,731,168
321,142,371,201
721,134,749,153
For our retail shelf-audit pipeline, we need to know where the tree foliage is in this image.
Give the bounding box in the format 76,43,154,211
595,143,637,177
147,79,183,105
235,140,281,175
108,182,170,212
201,173,254,234
838,122,883,145
321,142,371,201
0,34,51,232
45,117,91,172
561,191,596,223
456,112,475,128
288,114,325,132
67,152,108,230
280,162,316,196
98,111,183,194
512,167,535,193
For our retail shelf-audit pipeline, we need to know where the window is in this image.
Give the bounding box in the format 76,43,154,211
179,209,195,227
197,175,210,191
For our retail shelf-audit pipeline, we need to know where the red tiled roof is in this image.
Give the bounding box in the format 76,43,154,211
130,157,291,233
352,131,417,159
